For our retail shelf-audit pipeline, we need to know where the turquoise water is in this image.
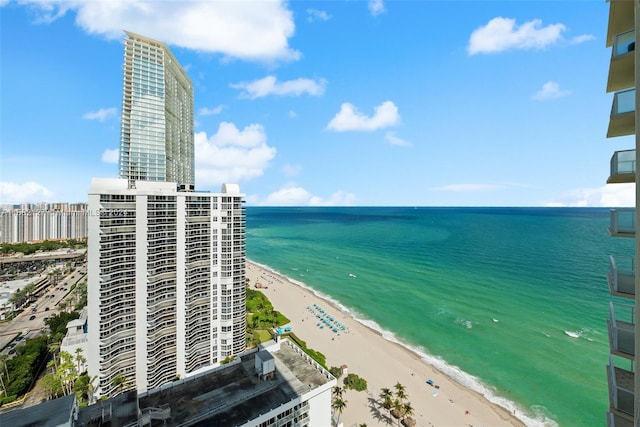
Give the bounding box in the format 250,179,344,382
246,207,633,427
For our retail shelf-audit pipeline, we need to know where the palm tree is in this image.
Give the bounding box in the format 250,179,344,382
0,354,10,382
332,385,345,400
394,382,407,401
379,387,393,409
401,402,415,426
112,374,126,395
332,397,347,425
75,348,85,373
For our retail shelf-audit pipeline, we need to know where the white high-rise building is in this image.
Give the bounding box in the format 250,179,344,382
87,178,246,398
87,32,246,399
119,31,195,190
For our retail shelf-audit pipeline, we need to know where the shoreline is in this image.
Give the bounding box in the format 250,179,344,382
247,259,534,427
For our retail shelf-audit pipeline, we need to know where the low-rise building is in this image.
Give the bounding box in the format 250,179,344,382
1,338,335,427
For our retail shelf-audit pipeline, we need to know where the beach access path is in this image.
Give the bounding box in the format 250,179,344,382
246,260,525,427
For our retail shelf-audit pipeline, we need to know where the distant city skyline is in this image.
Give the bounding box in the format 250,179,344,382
1,0,634,207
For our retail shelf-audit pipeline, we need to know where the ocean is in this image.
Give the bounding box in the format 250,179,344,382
245,207,632,427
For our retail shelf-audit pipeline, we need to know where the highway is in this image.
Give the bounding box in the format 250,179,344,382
0,265,86,354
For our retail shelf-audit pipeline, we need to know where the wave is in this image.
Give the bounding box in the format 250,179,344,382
248,259,558,427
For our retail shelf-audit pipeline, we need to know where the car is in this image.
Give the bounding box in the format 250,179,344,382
45,307,49,311
8,349,15,355
29,315,36,321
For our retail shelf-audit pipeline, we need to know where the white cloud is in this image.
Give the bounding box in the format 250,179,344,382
307,8,331,22
231,76,327,99
546,183,635,207
82,107,117,122
468,17,565,55
570,34,596,44
0,181,55,204
385,131,410,147
432,183,505,192
199,105,226,116
194,122,276,187
261,185,356,206
288,110,297,118
532,81,571,101
326,101,400,132
101,149,119,164
13,1,299,62
368,0,385,16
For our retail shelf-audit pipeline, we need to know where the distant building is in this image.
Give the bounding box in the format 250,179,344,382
119,31,195,191
87,178,246,398
0,204,88,243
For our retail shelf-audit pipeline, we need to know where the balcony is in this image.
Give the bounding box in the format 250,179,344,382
608,410,634,427
607,355,634,419
607,89,635,138
607,0,634,49
608,255,635,298
609,209,636,237
607,30,635,93
608,149,636,184
607,302,635,359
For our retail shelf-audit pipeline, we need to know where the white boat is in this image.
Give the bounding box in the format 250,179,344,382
564,330,580,338
348,273,357,278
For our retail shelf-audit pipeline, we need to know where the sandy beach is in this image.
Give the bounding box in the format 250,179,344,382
247,260,525,427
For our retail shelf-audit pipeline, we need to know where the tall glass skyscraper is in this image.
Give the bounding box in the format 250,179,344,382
119,31,195,190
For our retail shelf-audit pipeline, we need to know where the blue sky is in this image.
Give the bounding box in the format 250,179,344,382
0,0,634,207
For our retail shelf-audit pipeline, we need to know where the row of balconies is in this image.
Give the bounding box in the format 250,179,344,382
606,4,635,418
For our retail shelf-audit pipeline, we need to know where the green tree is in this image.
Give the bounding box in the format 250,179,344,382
332,397,347,425
332,385,344,400
75,348,85,373
380,387,393,409
41,373,62,400
401,402,415,426
343,373,367,391
112,374,126,395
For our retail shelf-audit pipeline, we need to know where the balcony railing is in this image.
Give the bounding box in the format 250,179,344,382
609,209,636,237
608,255,635,298
607,302,635,359
608,89,636,137
608,149,636,184
607,355,634,418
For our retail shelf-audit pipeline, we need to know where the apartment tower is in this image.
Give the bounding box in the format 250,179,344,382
119,31,194,190
87,32,246,399
605,1,639,425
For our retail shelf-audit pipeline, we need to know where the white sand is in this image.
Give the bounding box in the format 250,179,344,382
247,260,526,427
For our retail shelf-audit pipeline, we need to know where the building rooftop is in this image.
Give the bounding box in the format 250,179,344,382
84,339,334,426
0,394,76,427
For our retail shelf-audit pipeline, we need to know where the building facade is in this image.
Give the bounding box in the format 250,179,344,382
119,31,195,190
87,178,246,398
0,205,88,243
605,1,639,425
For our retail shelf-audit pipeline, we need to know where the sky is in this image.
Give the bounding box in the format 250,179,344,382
0,0,635,207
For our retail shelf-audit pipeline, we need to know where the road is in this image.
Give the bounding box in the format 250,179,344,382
0,265,87,354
